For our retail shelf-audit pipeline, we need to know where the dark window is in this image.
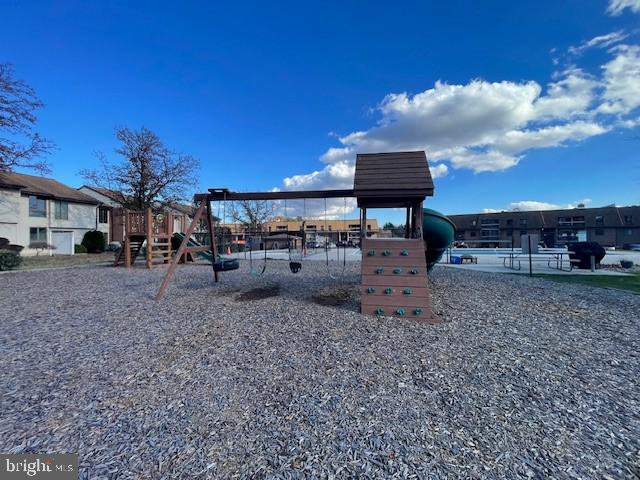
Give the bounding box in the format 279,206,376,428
595,215,604,226
470,231,476,237
507,229,513,236
519,219,527,226
520,230,527,235
506,219,513,226
98,207,109,224
624,215,632,224
306,224,317,230
625,228,633,236
54,201,68,220
367,224,371,230
595,228,604,236
328,225,332,231
29,196,46,217
30,227,47,242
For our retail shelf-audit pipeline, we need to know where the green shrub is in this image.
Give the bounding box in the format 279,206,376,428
0,250,22,271
81,230,106,253
74,243,88,254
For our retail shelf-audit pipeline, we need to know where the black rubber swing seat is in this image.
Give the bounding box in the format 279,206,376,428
289,261,302,273
213,258,240,272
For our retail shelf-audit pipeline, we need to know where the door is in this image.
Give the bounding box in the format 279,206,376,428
51,231,74,255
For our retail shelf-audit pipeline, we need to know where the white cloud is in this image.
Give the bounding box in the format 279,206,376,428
600,45,640,114
275,36,640,198
483,198,592,213
430,163,449,178
607,0,640,15
568,31,628,55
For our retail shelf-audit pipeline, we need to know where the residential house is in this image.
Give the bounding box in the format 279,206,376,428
0,172,101,255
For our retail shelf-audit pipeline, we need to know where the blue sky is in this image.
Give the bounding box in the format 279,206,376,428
2,0,639,223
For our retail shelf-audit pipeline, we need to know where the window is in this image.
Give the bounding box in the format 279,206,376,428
506,219,513,226
29,196,46,217
328,225,332,231
98,207,109,224
520,230,527,235
519,219,527,226
624,215,632,225
30,227,47,242
625,228,633,236
595,228,604,236
54,201,68,220
595,215,604,226
306,224,317,231
470,231,476,237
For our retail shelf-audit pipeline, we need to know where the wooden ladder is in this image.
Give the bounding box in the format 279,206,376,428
113,236,144,266
360,238,435,319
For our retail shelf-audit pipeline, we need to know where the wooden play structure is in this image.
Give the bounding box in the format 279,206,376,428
156,151,438,319
113,208,178,268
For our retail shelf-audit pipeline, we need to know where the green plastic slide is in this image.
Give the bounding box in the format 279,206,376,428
422,208,456,271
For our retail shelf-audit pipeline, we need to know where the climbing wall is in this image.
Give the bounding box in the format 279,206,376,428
360,238,434,319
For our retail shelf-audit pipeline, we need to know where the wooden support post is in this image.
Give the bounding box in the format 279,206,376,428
405,207,411,238
145,207,153,269
415,201,424,240
361,208,367,245
206,200,219,282
155,202,207,300
124,209,131,268
124,235,131,268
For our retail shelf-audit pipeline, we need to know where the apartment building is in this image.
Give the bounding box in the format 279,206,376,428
449,205,640,248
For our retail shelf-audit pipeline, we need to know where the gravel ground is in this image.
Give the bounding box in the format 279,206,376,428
1,261,639,479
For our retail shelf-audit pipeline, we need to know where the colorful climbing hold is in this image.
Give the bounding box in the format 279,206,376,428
375,307,384,315
414,308,423,316
396,308,406,316
410,268,419,275
375,267,384,274
367,287,375,294
400,249,409,256
384,287,393,294
367,250,375,256
403,288,412,295
382,250,391,256
393,267,402,274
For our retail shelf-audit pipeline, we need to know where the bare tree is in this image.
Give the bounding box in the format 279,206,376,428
81,126,199,209
228,200,274,232
0,63,53,173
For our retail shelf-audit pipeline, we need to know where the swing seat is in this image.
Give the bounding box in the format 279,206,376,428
213,258,240,272
289,261,302,273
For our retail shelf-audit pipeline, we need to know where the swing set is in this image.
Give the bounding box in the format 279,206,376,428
155,151,438,320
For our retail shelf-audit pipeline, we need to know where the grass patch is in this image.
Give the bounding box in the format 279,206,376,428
534,273,640,294
20,252,114,270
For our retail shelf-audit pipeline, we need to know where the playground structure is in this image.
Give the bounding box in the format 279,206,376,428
155,151,455,319
113,208,186,268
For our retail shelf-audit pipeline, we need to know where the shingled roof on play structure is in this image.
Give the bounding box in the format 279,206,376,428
353,151,434,207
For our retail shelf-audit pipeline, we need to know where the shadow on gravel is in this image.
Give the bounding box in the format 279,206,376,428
311,285,360,312
235,284,281,301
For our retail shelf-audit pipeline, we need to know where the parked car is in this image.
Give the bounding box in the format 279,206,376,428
622,243,640,251
336,241,347,247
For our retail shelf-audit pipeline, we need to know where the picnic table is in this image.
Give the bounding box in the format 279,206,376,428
500,251,575,272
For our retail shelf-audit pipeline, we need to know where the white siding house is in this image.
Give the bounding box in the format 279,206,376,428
0,172,101,255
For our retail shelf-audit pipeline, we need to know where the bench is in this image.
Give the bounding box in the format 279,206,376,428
460,254,477,264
